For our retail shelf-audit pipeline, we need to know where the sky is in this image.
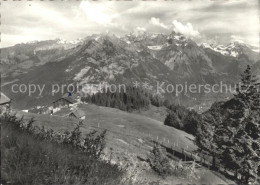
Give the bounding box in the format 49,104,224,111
1,0,259,48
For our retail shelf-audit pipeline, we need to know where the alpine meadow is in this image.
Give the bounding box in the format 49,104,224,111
1,0,259,184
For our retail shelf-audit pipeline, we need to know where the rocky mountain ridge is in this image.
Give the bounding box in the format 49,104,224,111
1,32,259,109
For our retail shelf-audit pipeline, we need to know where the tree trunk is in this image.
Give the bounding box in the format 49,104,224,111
212,155,216,169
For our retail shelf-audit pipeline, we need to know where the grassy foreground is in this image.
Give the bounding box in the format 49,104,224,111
1,113,124,185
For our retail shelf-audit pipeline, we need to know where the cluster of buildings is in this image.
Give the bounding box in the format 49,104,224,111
0,92,86,120
23,92,86,120
51,92,86,120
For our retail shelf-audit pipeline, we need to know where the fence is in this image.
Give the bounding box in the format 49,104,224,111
151,138,237,180
64,119,237,180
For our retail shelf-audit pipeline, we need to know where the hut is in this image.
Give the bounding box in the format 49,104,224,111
67,109,85,120
53,93,77,108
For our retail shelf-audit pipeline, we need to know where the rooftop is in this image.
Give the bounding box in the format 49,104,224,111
69,109,85,118
53,92,78,104
0,92,11,105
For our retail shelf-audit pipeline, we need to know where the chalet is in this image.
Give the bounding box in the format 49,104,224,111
0,92,11,113
67,109,85,120
53,93,77,108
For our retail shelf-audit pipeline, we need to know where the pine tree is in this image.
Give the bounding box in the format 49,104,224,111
183,110,201,135
235,65,259,109
196,109,220,169
196,65,260,183
216,65,260,183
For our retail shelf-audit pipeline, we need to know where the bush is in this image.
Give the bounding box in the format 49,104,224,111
164,112,182,129
1,113,124,185
182,110,202,135
164,104,201,135
147,143,172,177
147,143,198,178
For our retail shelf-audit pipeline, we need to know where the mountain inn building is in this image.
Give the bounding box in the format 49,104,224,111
67,109,85,120
53,93,77,108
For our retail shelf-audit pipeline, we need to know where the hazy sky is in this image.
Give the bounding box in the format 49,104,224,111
1,0,259,47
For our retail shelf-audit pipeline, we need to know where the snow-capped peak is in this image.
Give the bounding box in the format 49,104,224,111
57,38,83,45
201,42,239,57
201,39,259,60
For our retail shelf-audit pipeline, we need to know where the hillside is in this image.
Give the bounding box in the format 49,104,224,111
0,39,82,78
1,113,123,185
14,103,234,184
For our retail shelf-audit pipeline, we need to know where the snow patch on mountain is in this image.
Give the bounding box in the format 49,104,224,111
151,34,159,39
94,36,101,41
230,50,238,57
201,43,237,56
65,68,72,72
252,48,259,53
201,40,259,60
248,45,260,53
57,38,83,45
74,67,91,81
148,45,164,50
173,35,187,42
215,45,230,56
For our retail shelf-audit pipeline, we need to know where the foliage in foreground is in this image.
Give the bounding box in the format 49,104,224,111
196,65,260,184
147,143,198,179
1,113,124,185
147,143,172,177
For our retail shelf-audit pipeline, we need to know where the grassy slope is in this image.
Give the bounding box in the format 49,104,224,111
16,104,195,154
15,104,234,184
132,105,168,122
1,114,123,185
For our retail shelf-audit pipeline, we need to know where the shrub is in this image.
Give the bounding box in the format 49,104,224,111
164,104,201,135
164,112,182,129
147,143,172,177
183,110,202,135
147,143,199,179
82,129,107,159
173,160,199,179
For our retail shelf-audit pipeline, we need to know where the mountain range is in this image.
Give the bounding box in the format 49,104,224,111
1,31,259,109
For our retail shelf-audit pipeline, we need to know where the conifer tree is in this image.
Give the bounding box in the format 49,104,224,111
216,65,260,183
196,65,260,183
